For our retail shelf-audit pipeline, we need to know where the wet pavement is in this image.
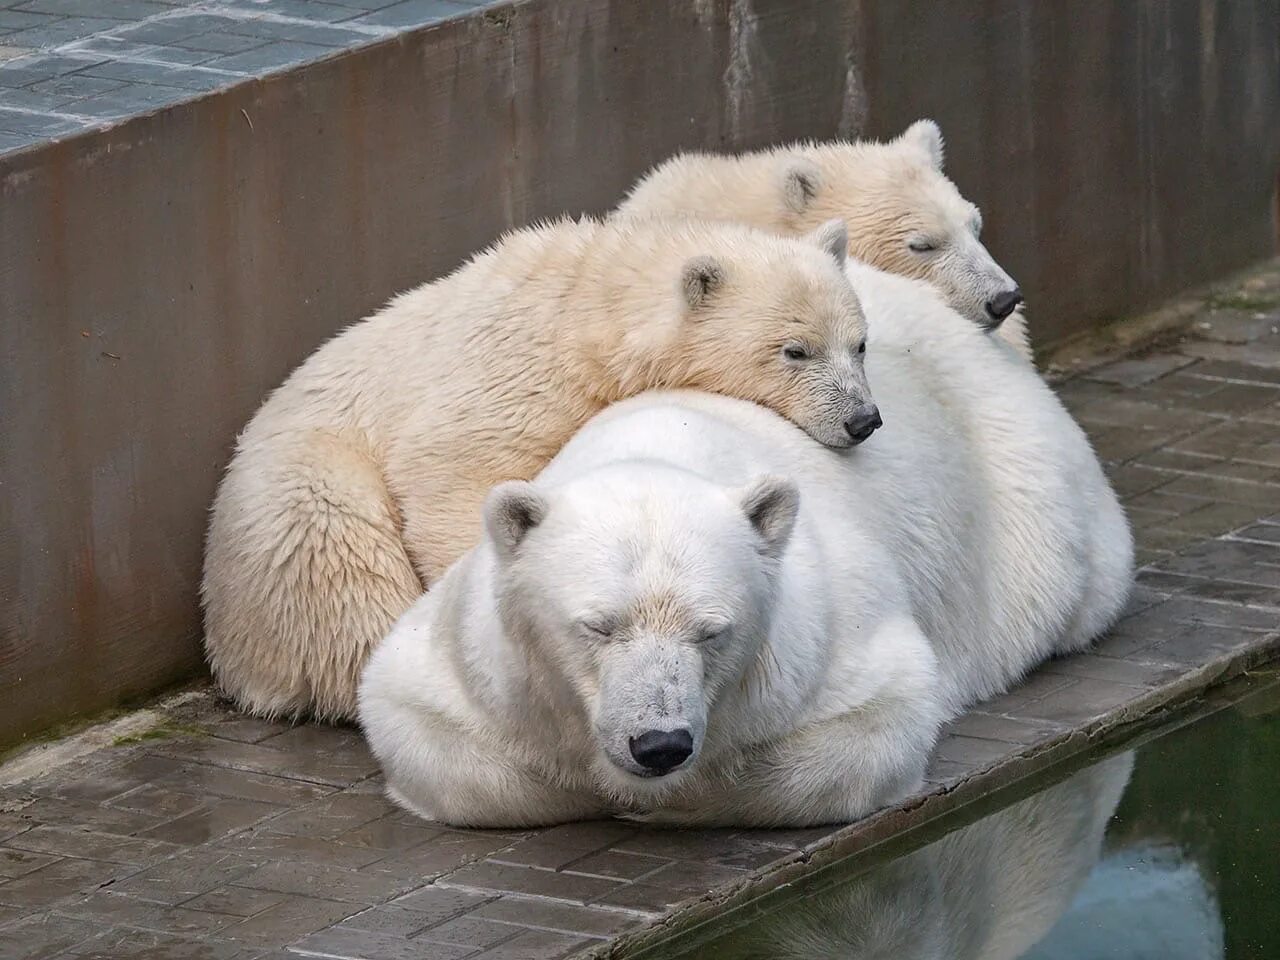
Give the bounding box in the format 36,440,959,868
2,262,1280,959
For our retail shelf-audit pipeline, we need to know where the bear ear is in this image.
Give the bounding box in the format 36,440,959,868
737,474,800,558
780,157,822,214
899,119,944,171
803,218,848,268
484,481,549,559
681,255,726,311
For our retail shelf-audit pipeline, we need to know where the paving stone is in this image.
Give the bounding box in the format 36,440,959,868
417,913,522,948
154,760,339,807
135,797,286,845
0,845,56,879
1020,678,1147,725
216,894,360,949
360,830,520,881
494,825,637,871
1039,652,1183,686
175,31,270,55
27,72,127,99
1191,308,1280,344
148,736,378,787
468,895,644,938
291,925,476,959
609,831,787,870
1232,523,1280,544
202,40,336,73
471,928,597,959
180,883,289,918
106,783,207,819
351,0,478,28
4,16,128,48
220,17,370,46
558,850,667,882
0,856,125,909
106,850,260,905
441,860,625,905
260,790,395,839
5,825,181,865
234,858,418,904
0,912,99,959
389,882,495,922
1087,353,1197,387
1183,358,1280,385
64,925,255,958
941,710,1066,745
931,733,1024,767
82,59,238,91
635,859,750,893
1155,473,1280,507
588,881,686,914
56,888,243,937
332,902,445,937
221,829,390,869
1106,463,1174,498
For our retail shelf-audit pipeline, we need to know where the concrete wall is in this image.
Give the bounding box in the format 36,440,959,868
2,0,1278,744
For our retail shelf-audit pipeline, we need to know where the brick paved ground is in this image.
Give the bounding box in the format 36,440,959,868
0,0,491,155
2,263,1279,958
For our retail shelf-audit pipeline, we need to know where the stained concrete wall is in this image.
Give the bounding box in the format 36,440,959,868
2,0,1278,744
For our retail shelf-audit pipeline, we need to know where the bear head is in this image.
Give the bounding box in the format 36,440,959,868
659,219,880,449
620,121,1023,333
482,464,799,801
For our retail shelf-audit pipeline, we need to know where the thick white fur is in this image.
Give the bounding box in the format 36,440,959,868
359,263,1132,828
618,119,1033,359
737,752,1134,960
202,216,873,722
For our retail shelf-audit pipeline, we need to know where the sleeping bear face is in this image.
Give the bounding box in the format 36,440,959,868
483,464,798,800
668,219,881,448
619,120,1023,334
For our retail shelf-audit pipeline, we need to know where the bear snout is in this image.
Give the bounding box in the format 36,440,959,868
985,288,1023,325
628,728,695,776
844,405,883,445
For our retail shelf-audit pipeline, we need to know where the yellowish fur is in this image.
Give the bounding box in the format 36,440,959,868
618,120,1031,360
202,216,868,721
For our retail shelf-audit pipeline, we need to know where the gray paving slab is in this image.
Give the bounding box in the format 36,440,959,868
0,0,496,155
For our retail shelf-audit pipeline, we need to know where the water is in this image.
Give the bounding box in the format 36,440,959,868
642,672,1280,960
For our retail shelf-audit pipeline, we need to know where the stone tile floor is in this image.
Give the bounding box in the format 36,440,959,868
2,262,1280,958
0,0,493,155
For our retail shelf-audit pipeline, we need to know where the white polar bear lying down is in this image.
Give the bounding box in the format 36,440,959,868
359,264,1132,828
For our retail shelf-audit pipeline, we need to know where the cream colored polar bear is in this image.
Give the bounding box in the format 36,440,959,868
618,120,1032,360
203,216,877,722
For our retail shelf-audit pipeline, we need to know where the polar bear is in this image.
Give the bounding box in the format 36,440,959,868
617,120,1032,360
359,432,946,829
203,216,876,723
359,264,1132,828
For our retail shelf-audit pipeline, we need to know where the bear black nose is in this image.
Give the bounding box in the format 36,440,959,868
844,406,883,445
985,288,1023,323
629,728,694,775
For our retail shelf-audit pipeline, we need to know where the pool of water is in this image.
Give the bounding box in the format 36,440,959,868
639,670,1280,960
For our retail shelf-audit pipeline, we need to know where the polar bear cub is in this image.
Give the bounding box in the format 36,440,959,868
618,120,1032,359
203,215,877,723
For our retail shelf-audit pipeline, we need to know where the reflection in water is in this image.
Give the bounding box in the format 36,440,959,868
732,754,1134,960
656,678,1278,960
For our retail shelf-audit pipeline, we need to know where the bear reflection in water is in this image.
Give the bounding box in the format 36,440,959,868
725,752,1221,960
